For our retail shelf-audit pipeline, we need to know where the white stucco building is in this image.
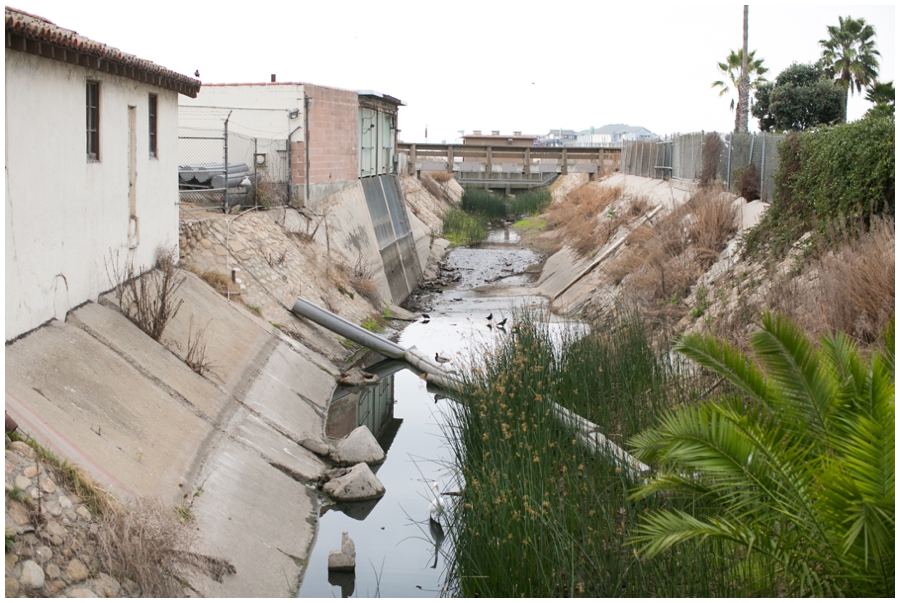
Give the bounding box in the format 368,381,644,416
5,7,200,340
576,124,657,146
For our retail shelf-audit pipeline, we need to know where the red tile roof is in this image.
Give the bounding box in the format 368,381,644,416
5,6,201,98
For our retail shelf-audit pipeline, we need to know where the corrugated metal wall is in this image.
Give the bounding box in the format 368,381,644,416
361,175,421,303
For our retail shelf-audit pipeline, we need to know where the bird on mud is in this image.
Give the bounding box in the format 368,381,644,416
496,317,508,328
486,312,493,321
435,353,451,366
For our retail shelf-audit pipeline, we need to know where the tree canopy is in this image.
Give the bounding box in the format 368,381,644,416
752,63,844,132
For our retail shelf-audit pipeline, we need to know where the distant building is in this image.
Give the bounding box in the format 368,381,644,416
178,81,404,208
576,124,657,146
5,7,200,340
539,129,578,146
462,131,538,147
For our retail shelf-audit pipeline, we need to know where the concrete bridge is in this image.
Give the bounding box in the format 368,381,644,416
398,142,621,193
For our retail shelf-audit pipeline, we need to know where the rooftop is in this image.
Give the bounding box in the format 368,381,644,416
5,6,201,97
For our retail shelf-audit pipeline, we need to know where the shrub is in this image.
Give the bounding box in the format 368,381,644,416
699,132,724,188
608,189,736,321
744,117,895,258
545,183,623,257
734,163,760,201
186,266,239,299
428,171,453,184
108,248,184,341
96,498,235,596
765,216,895,346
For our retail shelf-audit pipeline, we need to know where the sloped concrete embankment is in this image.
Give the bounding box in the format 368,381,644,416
536,173,768,315
6,172,456,596
6,271,337,596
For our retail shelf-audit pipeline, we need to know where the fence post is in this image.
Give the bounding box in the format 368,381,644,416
726,132,733,192
224,112,231,212
759,132,767,202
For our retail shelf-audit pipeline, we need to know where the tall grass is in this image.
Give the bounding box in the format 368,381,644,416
440,309,775,597
460,188,550,220
442,209,487,245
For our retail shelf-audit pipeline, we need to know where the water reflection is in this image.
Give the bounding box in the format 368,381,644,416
299,364,456,598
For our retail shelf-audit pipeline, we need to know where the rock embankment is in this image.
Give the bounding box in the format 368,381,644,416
5,438,134,598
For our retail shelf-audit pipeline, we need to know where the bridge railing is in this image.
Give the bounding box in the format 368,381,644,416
396,143,621,177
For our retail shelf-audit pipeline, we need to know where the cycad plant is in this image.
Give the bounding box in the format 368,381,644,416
629,313,894,597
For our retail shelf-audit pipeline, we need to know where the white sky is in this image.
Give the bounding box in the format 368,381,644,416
9,2,896,142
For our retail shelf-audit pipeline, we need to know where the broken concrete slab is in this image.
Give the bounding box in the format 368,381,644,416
238,340,334,446
225,409,327,481
188,439,317,598
327,531,356,571
322,463,386,501
330,426,385,466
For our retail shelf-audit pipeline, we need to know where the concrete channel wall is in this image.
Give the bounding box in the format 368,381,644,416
5,174,456,596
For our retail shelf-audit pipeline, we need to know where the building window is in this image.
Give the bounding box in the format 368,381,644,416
86,80,100,160
148,94,158,157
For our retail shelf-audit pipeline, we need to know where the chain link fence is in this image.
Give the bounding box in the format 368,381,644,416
178,125,291,210
620,131,786,203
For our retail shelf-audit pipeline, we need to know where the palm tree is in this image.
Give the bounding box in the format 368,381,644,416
819,15,881,122
865,80,895,119
866,80,895,106
629,313,895,597
712,49,768,133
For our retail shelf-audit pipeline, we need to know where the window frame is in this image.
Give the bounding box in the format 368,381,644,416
148,93,158,158
86,80,100,161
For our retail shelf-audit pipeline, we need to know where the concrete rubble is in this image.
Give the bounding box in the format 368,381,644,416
320,463,386,502
329,425,386,466
327,531,356,571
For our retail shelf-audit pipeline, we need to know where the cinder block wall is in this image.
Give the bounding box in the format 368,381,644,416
304,84,359,207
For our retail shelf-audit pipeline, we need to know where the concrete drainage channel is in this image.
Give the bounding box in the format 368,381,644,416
297,227,643,597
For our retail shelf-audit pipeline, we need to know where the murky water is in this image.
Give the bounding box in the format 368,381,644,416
298,228,545,598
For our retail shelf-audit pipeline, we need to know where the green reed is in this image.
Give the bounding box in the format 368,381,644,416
442,209,487,245
440,308,775,597
460,188,551,220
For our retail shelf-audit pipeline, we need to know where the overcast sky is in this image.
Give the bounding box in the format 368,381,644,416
10,2,896,142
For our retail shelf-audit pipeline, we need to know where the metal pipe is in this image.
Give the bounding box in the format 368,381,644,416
292,297,407,359
223,111,232,211
290,296,648,473
304,92,312,207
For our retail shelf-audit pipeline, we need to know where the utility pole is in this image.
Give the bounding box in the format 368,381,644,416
738,5,750,133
